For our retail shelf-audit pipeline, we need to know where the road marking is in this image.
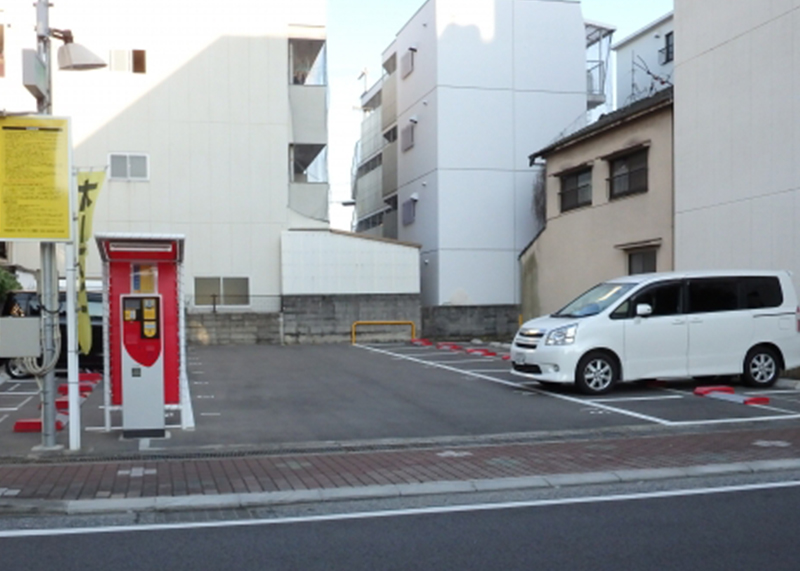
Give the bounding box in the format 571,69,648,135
3,480,800,538
589,395,684,403
426,359,496,364
0,414,7,425
0,392,39,396
196,395,215,399
357,344,671,425
200,412,221,417
0,397,33,411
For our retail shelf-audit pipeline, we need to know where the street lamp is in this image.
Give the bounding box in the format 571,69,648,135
29,0,106,450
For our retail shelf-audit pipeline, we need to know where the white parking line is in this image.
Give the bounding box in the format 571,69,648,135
589,395,685,403
357,344,671,425
0,414,7,425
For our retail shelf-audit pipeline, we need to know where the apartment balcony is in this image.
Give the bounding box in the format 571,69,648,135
289,182,329,222
289,84,327,144
586,60,607,110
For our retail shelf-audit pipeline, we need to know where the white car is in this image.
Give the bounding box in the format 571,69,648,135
511,270,800,395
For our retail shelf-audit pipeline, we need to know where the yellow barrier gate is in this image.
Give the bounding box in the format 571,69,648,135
351,321,416,345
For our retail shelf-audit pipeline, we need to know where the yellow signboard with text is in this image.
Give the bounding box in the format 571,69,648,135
0,116,71,241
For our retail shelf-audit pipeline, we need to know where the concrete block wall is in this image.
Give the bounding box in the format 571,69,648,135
421,305,520,341
187,313,282,345
187,294,421,345
282,294,421,344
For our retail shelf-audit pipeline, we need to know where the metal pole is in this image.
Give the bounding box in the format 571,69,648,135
36,0,61,450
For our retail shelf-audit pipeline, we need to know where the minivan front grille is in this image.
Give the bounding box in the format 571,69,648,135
513,363,542,374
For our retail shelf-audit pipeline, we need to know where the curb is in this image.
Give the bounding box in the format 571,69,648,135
3,458,800,516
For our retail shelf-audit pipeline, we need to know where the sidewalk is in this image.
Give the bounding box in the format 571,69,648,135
3,422,800,515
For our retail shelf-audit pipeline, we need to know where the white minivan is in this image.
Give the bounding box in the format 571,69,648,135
510,270,800,395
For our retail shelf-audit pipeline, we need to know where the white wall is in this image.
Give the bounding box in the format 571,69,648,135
281,230,420,295
614,13,674,107
673,0,800,290
2,0,329,312
390,0,586,306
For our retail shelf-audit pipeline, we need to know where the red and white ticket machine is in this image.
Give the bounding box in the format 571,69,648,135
96,234,186,438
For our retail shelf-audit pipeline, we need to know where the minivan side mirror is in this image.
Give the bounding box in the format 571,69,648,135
636,303,653,317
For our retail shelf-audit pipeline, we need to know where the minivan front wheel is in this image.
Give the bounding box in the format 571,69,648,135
742,346,780,388
575,351,619,395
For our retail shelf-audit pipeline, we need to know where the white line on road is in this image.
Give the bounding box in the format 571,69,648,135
3,480,800,538
0,414,7,425
357,344,671,425
200,412,221,417
589,395,685,403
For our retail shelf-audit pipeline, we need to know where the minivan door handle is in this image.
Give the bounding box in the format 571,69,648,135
672,318,686,325
689,318,703,324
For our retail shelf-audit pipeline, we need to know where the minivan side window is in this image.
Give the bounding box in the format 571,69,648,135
741,277,782,308
611,281,682,319
688,279,738,313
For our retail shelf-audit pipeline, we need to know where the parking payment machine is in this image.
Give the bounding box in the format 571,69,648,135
96,234,190,437
121,295,164,437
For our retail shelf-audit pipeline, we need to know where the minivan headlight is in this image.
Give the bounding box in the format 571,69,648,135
545,324,578,346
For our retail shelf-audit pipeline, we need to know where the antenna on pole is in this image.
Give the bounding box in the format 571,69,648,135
357,68,368,93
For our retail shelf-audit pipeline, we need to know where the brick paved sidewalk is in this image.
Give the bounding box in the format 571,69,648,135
2,424,800,513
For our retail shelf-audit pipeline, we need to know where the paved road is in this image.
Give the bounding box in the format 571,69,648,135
3,480,800,570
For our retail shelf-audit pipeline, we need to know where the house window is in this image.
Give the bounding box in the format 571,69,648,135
109,153,149,181
402,198,416,226
659,32,674,64
609,149,648,199
401,124,415,152
194,277,250,307
559,168,592,212
0,241,7,259
109,49,146,73
628,249,657,275
401,48,415,78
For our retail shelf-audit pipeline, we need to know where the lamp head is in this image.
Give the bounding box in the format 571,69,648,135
52,30,106,70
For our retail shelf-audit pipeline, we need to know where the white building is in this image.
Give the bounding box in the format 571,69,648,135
612,12,674,108
353,0,607,313
1,0,330,312
673,1,800,290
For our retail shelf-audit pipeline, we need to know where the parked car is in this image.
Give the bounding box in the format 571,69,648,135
511,270,800,395
1,290,104,378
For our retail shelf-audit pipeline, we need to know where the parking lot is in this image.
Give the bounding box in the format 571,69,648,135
2,341,800,457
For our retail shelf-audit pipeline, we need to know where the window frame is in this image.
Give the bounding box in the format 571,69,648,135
559,167,592,213
108,153,150,181
193,277,250,308
608,149,648,199
628,248,657,275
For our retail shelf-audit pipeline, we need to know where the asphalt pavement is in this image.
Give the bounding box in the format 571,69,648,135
2,342,800,515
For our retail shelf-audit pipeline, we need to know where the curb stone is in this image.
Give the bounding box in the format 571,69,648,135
4,459,800,517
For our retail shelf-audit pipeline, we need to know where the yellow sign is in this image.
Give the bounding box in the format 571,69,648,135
0,116,71,241
76,170,105,355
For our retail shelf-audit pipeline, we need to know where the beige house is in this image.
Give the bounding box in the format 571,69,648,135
520,87,674,319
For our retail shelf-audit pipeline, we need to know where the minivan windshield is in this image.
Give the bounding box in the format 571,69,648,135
552,282,637,318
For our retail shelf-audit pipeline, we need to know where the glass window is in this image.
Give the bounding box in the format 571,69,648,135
631,282,682,317
553,282,637,318
609,149,648,199
629,249,656,275
688,279,738,313
741,277,782,309
194,278,220,306
222,278,249,306
559,168,592,212
109,153,149,181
